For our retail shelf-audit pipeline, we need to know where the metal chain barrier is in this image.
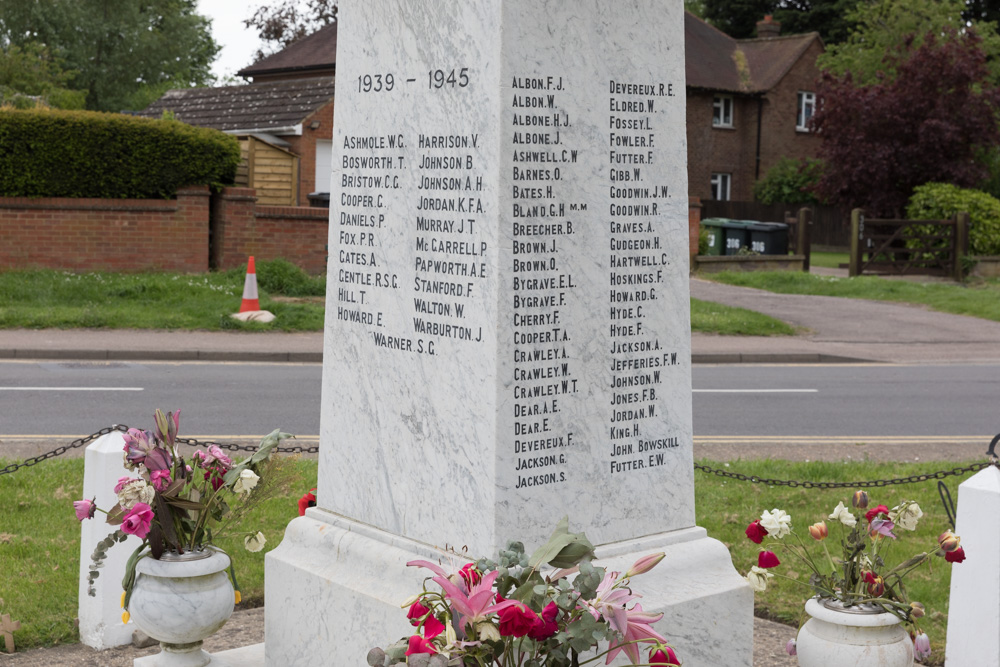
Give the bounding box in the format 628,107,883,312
0,425,319,476
694,460,994,489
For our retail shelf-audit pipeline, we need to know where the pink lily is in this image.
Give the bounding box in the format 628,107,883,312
604,603,669,665
584,571,637,634
432,570,522,631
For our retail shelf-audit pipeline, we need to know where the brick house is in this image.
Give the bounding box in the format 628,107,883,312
685,12,823,202
138,23,338,206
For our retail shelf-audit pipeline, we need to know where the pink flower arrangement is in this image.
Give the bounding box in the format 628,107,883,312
370,519,682,666
74,408,291,617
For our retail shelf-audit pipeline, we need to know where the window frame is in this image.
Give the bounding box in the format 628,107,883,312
712,95,734,128
797,91,816,132
710,172,731,201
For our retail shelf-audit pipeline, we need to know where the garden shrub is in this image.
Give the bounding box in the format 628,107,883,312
252,258,326,296
0,107,239,198
753,157,825,205
906,183,1000,256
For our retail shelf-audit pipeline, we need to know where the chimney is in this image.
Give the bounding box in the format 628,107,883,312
756,15,781,38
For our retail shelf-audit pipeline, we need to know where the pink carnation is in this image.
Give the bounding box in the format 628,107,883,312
121,503,154,539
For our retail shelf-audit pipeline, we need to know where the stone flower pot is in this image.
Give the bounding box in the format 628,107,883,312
796,597,913,667
129,548,235,667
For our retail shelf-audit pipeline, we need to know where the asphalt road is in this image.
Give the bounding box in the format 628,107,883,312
1,360,996,447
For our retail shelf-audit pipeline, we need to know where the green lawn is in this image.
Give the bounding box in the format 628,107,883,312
0,456,971,665
691,298,796,336
705,270,1000,322
0,260,325,331
0,266,796,336
808,251,850,269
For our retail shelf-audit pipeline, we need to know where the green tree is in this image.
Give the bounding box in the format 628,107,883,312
819,0,1000,84
701,0,775,38
773,0,857,44
245,0,337,61
0,0,218,111
0,42,85,109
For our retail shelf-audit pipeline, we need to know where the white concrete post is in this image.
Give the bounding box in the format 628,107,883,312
945,465,1000,665
77,431,141,649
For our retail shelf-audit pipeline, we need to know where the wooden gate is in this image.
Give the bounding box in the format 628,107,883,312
848,209,970,279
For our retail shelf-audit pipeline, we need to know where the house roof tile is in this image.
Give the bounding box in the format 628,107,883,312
135,77,335,132
238,22,338,78
685,11,820,94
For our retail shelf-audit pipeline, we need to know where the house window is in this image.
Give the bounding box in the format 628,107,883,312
797,91,816,131
710,173,731,201
712,95,733,127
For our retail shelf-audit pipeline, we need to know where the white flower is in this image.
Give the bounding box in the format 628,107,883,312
759,509,792,539
828,501,857,528
889,501,922,531
476,621,501,642
745,566,773,592
244,531,266,552
117,480,155,509
233,469,260,495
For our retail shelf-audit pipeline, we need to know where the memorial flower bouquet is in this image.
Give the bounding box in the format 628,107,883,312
368,519,682,667
73,409,293,616
742,490,966,658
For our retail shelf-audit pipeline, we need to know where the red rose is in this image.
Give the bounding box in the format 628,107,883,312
945,546,966,563
650,646,680,665
745,520,768,544
757,551,781,569
527,601,559,640
498,604,538,638
297,488,317,516
459,563,481,588
407,601,430,625
865,505,890,522
405,634,437,656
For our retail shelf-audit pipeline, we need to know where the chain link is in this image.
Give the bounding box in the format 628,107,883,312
0,426,319,476
694,461,994,488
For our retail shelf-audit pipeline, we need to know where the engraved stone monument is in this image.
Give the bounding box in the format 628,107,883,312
265,1,751,664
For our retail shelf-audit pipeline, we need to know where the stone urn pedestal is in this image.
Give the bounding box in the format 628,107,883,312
796,598,913,667
130,549,235,667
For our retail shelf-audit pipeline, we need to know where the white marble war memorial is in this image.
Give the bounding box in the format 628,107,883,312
265,1,752,664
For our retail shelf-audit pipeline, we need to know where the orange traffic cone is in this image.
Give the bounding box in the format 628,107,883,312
239,256,260,313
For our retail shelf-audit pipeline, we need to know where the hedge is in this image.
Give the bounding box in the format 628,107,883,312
0,108,240,199
906,183,1000,257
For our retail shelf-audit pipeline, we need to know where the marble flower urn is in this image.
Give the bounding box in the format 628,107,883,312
129,548,234,667
796,598,914,667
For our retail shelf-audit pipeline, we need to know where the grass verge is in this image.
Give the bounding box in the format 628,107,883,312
0,260,325,332
691,298,797,336
0,456,317,650
698,458,976,666
808,251,850,269
1,456,969,665
0,266,794,336
706,270,1000,322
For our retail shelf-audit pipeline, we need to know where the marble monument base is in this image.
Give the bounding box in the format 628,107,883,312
264,508,752,667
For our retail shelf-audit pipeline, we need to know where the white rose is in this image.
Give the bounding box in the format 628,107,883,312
759,509,792,539
828,501,857,528
233,469,260,495
889,501,922,531
745,566,773,592
118,480,155,509
244,531,266,552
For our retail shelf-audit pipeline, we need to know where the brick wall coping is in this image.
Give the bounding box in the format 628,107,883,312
0,185,210,212
0,197,179,212
256,205,329,220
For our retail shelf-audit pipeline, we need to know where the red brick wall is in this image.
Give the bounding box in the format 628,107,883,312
686,39,823,202
0,186,210,272
211,187,330,275
284,100,335,206
688,196,702,264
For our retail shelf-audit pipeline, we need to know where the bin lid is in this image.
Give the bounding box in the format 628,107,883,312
745,221,789,231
